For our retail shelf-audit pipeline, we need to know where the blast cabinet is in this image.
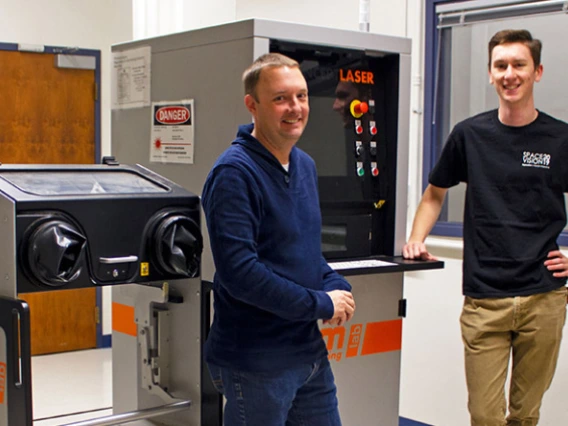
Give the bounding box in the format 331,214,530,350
0,164,204,426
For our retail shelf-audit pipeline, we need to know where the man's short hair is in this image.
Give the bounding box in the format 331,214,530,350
488,29,542,68
243,53,300,100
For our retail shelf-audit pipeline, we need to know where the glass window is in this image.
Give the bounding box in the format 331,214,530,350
424,0,568,244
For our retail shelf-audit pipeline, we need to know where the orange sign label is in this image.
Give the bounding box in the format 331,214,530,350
321,319,402,362
339,69,374,85
0,362,6,404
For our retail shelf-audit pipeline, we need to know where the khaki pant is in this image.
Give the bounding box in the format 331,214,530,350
460,287,567,426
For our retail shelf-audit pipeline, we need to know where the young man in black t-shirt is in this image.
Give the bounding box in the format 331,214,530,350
403,29,568,425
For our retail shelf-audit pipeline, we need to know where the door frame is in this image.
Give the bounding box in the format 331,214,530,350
0,41,105,348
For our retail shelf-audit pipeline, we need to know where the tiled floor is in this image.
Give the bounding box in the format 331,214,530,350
30,348,431,426
32,348,112,425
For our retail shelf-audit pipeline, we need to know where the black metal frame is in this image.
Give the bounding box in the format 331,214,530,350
0,296,33,426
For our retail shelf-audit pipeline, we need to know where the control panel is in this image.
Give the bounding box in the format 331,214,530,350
271,42,400,259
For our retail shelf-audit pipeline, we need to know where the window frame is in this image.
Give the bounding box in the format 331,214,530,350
423,0,568,245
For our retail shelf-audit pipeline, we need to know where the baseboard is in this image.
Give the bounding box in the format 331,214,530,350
101,334,112,348
400,417,433,426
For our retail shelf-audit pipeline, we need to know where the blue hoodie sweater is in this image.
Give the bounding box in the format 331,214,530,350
202,124,351,372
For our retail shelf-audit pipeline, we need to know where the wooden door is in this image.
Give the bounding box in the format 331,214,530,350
0,49,98,355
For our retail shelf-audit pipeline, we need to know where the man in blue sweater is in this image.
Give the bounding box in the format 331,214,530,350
202,53,356,425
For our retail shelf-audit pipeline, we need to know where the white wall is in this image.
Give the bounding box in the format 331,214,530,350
401,240,468,425
401,240,568,426
132,0,237,40
236,0,406,34
132,0,407,38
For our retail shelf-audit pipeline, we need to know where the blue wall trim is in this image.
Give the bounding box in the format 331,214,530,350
101,334,112,348
400,417,433,426
0,42,18,50
422,0,437,193
93,50,102,163
431,222,463,239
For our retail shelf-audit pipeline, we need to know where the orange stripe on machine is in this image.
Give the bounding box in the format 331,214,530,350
112,303,137,337
361,319,402,356
321,319,402,362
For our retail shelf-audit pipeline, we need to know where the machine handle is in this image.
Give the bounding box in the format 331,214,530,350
99,256,138,264
200,280,223,425
59,400,192,426
201,281,214,341
202,280,213,294
11,309,23,387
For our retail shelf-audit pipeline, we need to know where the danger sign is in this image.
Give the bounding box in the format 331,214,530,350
150,99,195,165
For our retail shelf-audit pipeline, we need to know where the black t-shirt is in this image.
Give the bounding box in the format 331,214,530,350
430,109,568,297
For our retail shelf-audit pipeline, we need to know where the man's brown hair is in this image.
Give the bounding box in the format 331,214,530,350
243,53,300,101
488,29,542,68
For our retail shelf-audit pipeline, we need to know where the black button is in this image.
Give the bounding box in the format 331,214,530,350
284,176,290,183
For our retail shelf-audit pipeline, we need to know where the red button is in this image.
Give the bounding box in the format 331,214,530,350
372,168,379,176
370,126,377,135
356,126,363,134
354,102,369,115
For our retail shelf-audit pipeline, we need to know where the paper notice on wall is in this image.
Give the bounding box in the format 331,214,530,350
150,100,195,164
111,46,151,109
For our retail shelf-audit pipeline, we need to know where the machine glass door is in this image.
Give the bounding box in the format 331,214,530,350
271,41,399,207
0,170,168,195
322,214,372,260
271,41,400,258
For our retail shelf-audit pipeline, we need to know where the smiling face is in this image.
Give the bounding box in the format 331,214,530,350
245,65,309,156
489,42,543,110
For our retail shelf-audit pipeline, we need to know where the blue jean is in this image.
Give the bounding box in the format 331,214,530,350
207,357,341,426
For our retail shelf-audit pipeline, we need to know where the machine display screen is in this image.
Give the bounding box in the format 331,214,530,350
0,171,168,195
321,224,347,252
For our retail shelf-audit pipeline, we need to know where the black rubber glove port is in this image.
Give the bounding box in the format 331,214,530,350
26,220,87,287
153,215,202,278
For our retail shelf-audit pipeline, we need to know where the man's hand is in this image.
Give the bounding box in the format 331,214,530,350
402,241,438,261
323,290,355,327
544,250,568,278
